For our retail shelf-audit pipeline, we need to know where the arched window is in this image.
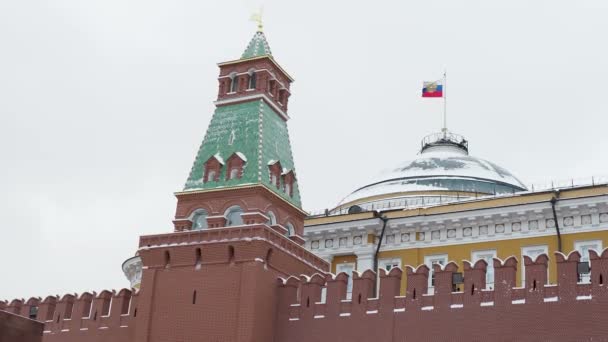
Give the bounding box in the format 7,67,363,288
266,211,277,226
284,182,292,197
248,71,257,89
229,168,238,180
206,170,216,182
230,74,238,93
271,174,278,187
191,210,208,230
225,206,244,226
286,223,295,237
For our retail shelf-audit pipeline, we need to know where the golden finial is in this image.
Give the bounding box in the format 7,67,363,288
250,7,264,32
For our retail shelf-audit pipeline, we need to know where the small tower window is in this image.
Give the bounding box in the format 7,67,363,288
206,170,216,182
248,71,257,89
286,223,295,237
266,211,277,226
271,174,278,186
203,155,223,183
225,152,246,181
191,210,208,230
229,73,238,93
282,170,295,197
229,168,238,180
29,306,38,320
268,161,282,188
225,206,244,226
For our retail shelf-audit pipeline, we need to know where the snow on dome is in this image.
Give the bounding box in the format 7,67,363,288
337,132,527,209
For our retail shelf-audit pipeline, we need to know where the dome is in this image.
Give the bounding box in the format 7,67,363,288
336,132,527,212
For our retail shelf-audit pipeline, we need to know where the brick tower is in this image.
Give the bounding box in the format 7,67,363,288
132,28,329,342
172,28,306,242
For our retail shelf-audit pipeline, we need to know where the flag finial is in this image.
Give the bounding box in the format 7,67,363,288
250,7,264,32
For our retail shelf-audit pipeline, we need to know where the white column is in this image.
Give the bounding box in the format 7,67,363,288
355,252,374,272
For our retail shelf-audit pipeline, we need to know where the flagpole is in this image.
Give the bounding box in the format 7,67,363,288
442,70,447,137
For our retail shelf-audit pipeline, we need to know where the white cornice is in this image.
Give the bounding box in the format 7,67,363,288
303,195,608,256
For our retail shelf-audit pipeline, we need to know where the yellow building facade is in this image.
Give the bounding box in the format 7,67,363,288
303,132,608,295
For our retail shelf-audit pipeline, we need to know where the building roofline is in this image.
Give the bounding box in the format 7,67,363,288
305,184,608,226
217,56,294,82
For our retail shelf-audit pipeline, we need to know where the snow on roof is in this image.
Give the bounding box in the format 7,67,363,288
381,150,525,188
213,153,225,165
267,159,278,166
338,147,526,206
235,152,247,162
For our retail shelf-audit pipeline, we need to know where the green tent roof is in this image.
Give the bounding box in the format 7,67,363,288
241,31,273,59
184,100,301,208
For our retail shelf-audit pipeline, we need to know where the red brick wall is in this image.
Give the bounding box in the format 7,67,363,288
134,224,328,342
6,226,608,342
276,250,608,342
0,310,43,342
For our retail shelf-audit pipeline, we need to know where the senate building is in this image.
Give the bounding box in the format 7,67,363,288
3,25,608,342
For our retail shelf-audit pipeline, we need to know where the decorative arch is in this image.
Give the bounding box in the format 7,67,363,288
268,160,282,188
203,155,224,183
229,72,238,93
190,209,208,230
225,152,246,181
285,222,295,237
224,205,244,226
266,211,277,225
247,69,257,90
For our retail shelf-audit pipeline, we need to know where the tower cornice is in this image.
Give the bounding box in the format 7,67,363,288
218,55,294,82
174,183,308,216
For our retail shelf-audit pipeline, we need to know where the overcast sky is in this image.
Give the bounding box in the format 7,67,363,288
1,0,607,300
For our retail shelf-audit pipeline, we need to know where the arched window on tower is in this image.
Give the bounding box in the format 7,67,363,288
226,152,246,181
285,223,295,237
225,206,244,226
268,79,276,97
206,170,216,182
191,210,208,230
282,170,295,197
247,70,257,90
268,160,282,188
266,211,277,226
229,168,238,179
229,73,238,93
203,155,223,183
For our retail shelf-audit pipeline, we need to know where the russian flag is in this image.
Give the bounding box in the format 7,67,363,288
422,81,443,98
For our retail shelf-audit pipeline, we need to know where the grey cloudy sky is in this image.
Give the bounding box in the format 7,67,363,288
1,0,607,300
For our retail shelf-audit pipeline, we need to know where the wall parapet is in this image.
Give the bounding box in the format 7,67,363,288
279,249,608,320
2,288,138,338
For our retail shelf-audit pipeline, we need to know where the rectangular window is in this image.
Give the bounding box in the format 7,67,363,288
521,245,549,287
424,254,448,294
378,258,401,272
471,250,497,290
575,240,603,283
336,262,355,300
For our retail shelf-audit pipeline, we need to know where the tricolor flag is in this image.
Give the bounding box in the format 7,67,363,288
422,81,444,98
